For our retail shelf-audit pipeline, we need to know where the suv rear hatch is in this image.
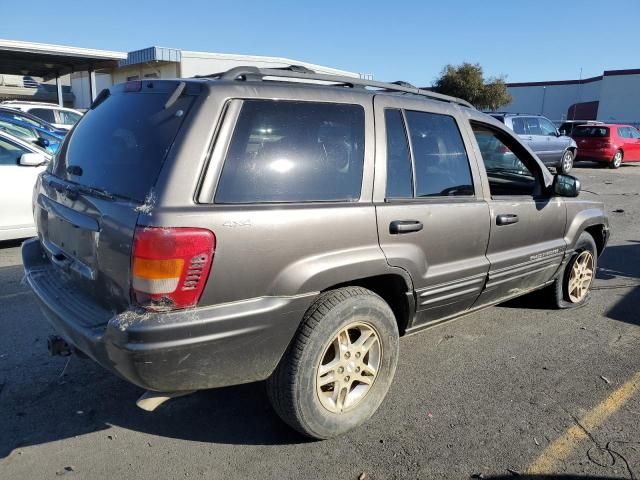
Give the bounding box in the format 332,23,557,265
34,80,198,317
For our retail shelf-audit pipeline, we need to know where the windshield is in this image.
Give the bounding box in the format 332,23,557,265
52,82,196,202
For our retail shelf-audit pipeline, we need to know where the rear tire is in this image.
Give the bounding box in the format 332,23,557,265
610,150,623,169
548,232,597,309
267,287,399,439
559,150,574,174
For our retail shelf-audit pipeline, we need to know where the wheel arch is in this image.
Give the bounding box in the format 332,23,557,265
564,207,608,256
321,273,415,336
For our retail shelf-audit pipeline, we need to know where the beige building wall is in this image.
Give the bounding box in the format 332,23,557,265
111,62,178,84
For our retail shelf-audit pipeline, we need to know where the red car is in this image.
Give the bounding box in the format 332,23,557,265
573,124,640,168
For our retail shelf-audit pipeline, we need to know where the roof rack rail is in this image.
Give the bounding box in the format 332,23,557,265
199,66,474,109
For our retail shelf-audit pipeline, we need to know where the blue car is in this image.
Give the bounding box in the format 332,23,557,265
0,107,66,154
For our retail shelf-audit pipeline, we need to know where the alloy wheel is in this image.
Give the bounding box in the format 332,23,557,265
562,151,573,173
613,151,623,168
567,250,594,303
316,322,381,413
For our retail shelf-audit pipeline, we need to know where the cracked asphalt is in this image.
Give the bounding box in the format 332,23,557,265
1,163,639,479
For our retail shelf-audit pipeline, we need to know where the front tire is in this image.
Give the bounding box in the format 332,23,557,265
267,287,399,439
559,150,574,174
549,232,597,309
610,150,623,169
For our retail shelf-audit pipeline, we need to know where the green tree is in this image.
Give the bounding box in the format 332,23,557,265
432,63,512,111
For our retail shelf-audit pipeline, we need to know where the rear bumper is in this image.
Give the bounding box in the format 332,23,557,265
22,238,315,392
576,148,614,162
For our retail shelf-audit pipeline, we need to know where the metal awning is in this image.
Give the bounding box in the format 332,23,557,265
0,39,126,81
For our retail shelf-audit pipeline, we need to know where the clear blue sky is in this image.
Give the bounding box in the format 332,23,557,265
3,0,638,86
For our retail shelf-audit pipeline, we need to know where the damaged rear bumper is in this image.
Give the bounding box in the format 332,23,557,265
22,238,315,392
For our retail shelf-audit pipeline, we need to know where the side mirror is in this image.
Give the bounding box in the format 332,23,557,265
553,174,580,197
35,137,50,148
19,152,47,166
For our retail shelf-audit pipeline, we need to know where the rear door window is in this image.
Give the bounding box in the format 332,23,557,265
53,82,196,202
512,117,526,134
215,100,365,203
404,110,474,197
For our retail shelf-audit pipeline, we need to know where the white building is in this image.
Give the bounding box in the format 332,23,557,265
73,46,360,108
502,69,640,125
1,40,361,109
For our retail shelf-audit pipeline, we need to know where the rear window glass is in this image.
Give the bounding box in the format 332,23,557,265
53,83,195,202
215,100,365,203
572,126,609,137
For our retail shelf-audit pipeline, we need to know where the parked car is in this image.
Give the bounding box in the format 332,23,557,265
0,107,67,136
0,130,50,241
22,68,609,439
558,120,604,137
0,101,83,131
573,124,640,168
0,107,64,154
489,113,578,173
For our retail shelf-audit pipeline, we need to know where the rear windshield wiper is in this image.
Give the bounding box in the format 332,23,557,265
75,184,116,201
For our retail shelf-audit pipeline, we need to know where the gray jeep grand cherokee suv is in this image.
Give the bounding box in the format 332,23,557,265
23,67,609,439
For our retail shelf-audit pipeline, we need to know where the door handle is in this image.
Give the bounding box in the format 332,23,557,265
496,214,519,226
390,220,423,234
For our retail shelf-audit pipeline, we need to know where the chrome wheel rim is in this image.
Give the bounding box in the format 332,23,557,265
568,250,594,303
563,151,573,172
614,152,622,167
315,322,381,413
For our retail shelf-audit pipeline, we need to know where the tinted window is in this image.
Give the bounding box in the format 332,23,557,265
216,100,365,203
472,125,536,196
512,117,526,134
404,111,473,197
53,83,195,202
29,108,56,123
0,137,29,166
539,118,557,136
630,128,640,139
573,126,609,137
385,109,413,198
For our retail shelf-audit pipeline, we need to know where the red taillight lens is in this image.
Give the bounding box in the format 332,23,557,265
131,227,215,311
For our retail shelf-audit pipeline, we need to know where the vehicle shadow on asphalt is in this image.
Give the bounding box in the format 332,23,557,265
1,358,308,458
597,241,640,326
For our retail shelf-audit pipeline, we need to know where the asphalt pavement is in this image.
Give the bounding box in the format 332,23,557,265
1,162,639,479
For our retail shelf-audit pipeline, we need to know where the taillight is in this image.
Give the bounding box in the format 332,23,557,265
131,227,215,311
